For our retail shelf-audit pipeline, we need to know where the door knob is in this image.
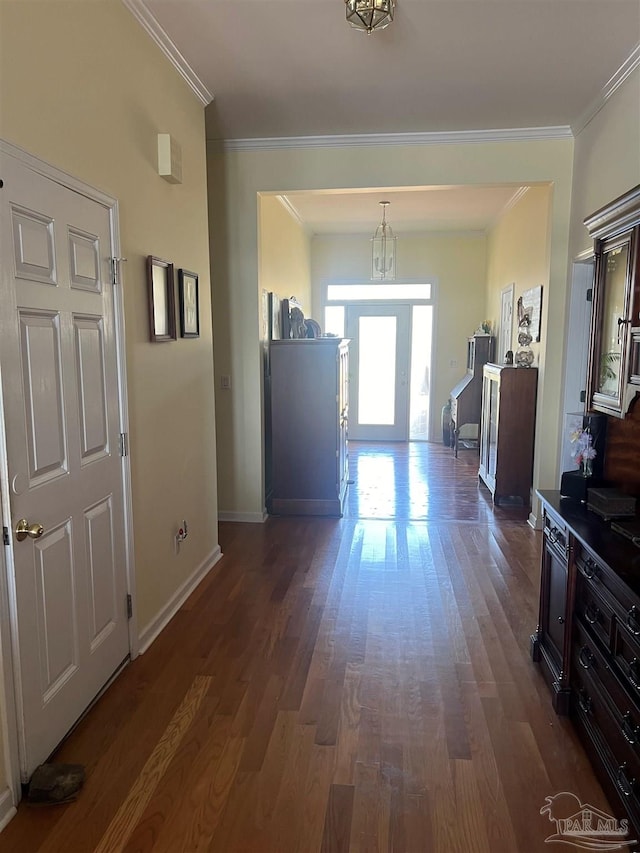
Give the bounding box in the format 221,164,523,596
15,519,44,542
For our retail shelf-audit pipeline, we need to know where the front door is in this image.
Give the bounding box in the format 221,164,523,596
0,150,130,780
346,304,411,441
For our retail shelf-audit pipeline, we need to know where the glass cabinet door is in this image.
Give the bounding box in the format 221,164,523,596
597,242,629,393
590,231,635,416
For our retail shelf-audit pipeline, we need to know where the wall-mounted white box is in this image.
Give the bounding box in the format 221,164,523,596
157,133,182,184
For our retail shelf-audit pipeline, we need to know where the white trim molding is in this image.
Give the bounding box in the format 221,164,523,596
137,546,223,654
0,787,16,833
121,0,213,106
223,126,573,152
218,511,268,523
573,43,640,135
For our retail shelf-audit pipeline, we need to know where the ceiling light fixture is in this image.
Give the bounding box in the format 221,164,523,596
371,201,397,281
345,0,395,34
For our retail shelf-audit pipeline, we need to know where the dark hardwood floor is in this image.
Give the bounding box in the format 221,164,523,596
0,442,610,852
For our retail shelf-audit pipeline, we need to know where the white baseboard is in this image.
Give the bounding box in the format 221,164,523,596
528,511,542,530
137,545,223,654
218,511,267,523
0,787,16,833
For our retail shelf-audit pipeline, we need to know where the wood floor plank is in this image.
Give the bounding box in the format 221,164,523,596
0,443,614,853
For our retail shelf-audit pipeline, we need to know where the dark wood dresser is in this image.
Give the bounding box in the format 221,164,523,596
533,490,640,838
269,338,349,517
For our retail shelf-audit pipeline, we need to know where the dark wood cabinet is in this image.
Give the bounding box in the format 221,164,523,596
449,334,493,457
531,502,574,714
478,364,538,505
585,186,640,418
269,338,349,517
533,491,640,840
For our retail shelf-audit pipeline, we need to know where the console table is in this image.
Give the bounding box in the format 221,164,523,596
532,490,640,838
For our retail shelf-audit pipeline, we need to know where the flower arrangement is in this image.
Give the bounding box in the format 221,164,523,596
570,427,596,475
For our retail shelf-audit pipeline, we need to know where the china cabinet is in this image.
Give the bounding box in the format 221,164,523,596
585,186,640,418
478,364,538,505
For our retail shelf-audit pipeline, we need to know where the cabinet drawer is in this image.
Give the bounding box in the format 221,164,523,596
573,659,640,779
573,661,640,822
613,620,640,706
543,507,568,563
576,573,615,651
575,541,640,619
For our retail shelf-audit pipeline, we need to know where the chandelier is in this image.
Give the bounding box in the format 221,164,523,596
345,0,395,34
371,201,397,280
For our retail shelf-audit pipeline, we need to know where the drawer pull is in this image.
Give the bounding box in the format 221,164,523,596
629,658,640,691
579,646,594,669
548,526,560,545
627,607,640,636
617,764,635,798
623,712,639,744
577,689,592,715
584,602,601,625
583,558,599,580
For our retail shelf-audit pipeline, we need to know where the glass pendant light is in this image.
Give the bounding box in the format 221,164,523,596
371,201,397,280
345,0,395,34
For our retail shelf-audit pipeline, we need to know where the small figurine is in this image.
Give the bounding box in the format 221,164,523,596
505,350,514,365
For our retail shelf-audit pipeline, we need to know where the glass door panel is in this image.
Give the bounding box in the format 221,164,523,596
346,305,410,441
358,316,397,425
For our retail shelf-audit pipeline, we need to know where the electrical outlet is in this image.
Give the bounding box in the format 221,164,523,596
175,519,189,553
450,359,458,368
221,375,231,390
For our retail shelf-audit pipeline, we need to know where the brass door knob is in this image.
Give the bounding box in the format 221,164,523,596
15,519,44,542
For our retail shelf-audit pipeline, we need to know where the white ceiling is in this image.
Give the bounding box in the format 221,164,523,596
279,185,525,233
128,0,639,232
142,0,639,141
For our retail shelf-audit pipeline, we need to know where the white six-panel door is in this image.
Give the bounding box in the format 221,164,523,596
0,152,130,780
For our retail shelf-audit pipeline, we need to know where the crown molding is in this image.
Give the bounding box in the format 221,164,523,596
491,186,530,228
276,195,306,229
572,43,640,136
223,126,573,151
121,0,213,106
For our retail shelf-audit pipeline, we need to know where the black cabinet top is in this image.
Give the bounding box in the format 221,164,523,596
538,490,640,596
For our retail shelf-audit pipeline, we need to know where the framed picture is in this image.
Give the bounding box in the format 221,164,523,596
518,285,543,342
270,292,282,340
178,269,200,338
147,256,176,342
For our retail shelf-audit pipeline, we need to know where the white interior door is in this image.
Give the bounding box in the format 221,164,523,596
0,152,130,780
346,304,411,441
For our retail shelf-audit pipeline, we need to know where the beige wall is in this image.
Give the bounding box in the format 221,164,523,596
486,186,554,501
570,67,640,258
259,195,312,313
0,0,217,789
208,137,574,515
312,232,487,440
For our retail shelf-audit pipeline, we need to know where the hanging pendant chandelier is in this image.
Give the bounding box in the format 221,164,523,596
345,0,395,34
371,201,397,280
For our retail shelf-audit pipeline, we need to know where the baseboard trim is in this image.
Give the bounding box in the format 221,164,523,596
0,787,16,833
218,511,267,523
528,511,541,530
138,545,223,654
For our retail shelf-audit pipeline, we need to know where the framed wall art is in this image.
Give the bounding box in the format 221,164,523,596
270,292,282,340
178,269,200,338
147,256,176,342
518,285,543,342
